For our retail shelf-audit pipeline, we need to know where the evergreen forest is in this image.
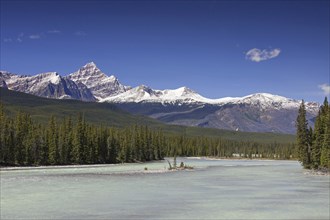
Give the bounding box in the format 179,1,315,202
0,103,296,166
296,97,330,169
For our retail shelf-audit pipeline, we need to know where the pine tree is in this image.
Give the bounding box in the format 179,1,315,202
64,117,73,164
117,132,129,163
98,127,107,163
296,100,311,168
31,125,42,165
14,111,28,165
320,98,330,168
47,115,58,165
39,126,48,165
107,130,118,163
23,120,35,165
0,103,8,164
72,113,86,164
312,112,323,169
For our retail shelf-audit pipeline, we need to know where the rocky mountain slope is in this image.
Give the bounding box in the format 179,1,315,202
67,62,130,99
115,98,318,134
0,62,320,134
0,71,96,101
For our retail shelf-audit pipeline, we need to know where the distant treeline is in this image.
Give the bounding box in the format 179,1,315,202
0,104,295,166
296,97,329,169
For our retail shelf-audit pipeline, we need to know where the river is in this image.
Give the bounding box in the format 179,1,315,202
1,158,329,219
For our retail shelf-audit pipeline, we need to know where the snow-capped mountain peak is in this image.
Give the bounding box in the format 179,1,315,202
237,93,298,110
102,85,218,104
238,93,291,105
67,62,130,100
166,86,197,96
70,62,107,82
211,92,318,113
136,85,155,93
161,87,205,102
242,93,290,102
84,61,97,68
213,93,291,104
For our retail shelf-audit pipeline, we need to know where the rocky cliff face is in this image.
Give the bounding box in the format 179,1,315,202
67,62,130,100
0,71,96,101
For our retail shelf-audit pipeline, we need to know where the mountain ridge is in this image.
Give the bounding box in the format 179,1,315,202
0,62,319,107
67,62,131,100
0,70,96,101
0,62,320,134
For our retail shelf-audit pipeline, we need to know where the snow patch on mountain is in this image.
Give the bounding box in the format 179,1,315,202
100,85,221,104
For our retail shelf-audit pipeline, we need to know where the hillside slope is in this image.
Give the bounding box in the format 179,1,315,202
0,88,295,143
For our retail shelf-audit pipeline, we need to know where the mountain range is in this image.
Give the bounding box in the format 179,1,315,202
0,62,319,134
1,87,296,143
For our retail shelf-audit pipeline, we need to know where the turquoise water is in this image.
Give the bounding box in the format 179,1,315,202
1,158,329,219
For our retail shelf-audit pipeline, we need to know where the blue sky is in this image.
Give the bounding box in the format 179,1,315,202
1,0,329,102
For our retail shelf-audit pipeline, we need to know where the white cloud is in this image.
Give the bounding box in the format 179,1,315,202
47,30,61,34
29,34,41,39
318,84,330,96
6,30,62,44
245,48,281,62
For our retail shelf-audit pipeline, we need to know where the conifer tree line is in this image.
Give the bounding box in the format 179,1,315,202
296,97,330,169
0,107,165,165
1,104,295,166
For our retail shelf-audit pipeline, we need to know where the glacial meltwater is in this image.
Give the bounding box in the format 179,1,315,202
1,158,329,219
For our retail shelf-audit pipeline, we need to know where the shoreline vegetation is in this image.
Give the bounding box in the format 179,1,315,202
296,98,329,171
